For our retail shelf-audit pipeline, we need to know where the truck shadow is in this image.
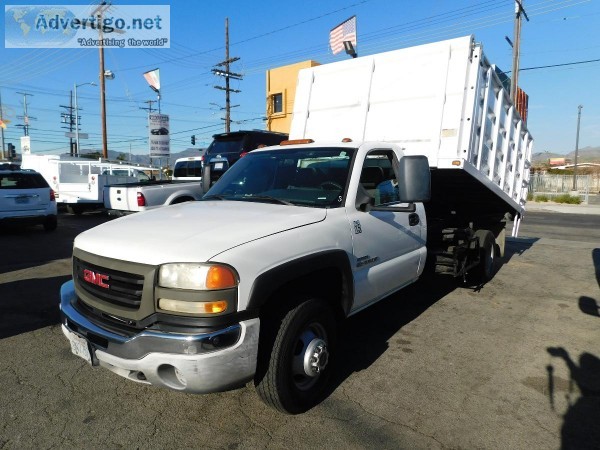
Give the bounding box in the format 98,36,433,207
546,347,600,450
326,271,460,398
503,236,538,264
579,297,600,318
579,249,600,317
0,275,68,339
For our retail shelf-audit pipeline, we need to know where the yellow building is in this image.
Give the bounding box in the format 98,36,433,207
266,60,320,134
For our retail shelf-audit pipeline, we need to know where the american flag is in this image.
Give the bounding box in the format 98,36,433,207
329,16,356,55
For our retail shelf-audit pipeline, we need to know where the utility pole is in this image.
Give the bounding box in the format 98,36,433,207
99,19,108,159
510,0,529,104
60,91,76,156
0,90,5,159
213,17,242,133
93,1,111,159
139,100,156,114
572,104,583,191
16,92,36,136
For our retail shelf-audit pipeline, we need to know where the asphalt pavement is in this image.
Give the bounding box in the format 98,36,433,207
1,210,599,449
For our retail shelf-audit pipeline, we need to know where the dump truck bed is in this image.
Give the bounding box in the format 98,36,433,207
290,35,533,215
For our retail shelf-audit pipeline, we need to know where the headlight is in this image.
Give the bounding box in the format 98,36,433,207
158,263,238,290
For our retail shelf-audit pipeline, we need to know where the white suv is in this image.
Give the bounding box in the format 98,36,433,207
0,169,57,231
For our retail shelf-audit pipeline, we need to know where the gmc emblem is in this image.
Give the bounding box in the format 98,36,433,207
83,269,110,289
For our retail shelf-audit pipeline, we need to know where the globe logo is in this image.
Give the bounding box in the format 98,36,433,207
5,6,78,47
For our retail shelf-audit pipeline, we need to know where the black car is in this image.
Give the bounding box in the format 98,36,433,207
202,130,288,191
150,127,169,135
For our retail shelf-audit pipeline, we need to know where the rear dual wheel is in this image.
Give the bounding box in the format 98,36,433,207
473,229,496,283
255,299,337,414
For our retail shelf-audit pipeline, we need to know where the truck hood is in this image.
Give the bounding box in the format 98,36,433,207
75,201,327,265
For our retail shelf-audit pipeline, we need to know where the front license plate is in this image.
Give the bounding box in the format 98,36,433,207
66,331,92,365
214,162,224,170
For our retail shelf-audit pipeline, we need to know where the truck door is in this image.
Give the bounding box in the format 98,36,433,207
347,149,426,311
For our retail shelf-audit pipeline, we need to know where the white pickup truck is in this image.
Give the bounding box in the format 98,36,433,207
59,35,532,414
103,180,203,216
103,156,205,216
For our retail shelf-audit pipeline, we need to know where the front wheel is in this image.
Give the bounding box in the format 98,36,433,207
255,299,337,414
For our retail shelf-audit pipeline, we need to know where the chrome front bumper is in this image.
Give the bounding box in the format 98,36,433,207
60,280,259,393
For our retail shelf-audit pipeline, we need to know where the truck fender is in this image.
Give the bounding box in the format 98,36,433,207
166,191,201,205
168,195,195,205
246,250,354,317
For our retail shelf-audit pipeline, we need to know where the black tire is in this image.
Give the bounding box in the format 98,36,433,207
473,229,496,283
66,205,84,215
255,299,337,414
43,216,57,232
202,165,211,193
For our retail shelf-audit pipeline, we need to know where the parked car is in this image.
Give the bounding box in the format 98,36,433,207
0,169,57,231
202,130,288,191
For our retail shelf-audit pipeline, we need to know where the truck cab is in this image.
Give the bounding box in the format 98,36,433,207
60,140,430,413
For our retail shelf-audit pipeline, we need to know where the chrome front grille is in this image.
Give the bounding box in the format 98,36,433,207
74,257,144,309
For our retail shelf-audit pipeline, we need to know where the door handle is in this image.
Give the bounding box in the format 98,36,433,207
409,213,420,226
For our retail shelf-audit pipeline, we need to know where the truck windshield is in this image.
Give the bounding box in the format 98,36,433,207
202,147,355,208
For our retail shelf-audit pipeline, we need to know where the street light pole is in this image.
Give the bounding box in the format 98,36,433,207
74,82,96,157
572,104,583,191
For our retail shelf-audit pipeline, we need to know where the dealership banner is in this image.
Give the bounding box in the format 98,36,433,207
148,113,169,158
20,136,31,154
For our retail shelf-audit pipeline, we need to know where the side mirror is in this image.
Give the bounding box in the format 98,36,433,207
397,155,431,203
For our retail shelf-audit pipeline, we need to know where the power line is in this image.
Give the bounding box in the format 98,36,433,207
515,57,600,72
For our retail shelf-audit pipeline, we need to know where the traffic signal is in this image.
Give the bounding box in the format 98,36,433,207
7,143,16,159
191,135,196,145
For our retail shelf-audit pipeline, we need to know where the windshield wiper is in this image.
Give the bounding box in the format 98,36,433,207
240,195,294,206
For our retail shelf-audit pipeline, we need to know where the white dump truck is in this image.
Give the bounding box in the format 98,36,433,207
59,35,532,414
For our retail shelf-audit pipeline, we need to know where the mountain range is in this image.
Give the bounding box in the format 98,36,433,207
531,146,600,165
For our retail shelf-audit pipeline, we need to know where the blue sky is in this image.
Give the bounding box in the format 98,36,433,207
1,0,599,156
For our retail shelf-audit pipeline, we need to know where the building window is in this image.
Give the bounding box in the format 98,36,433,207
272,93,283,114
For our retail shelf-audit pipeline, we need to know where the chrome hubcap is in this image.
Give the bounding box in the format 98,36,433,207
291,325,328,391
303,338,329,376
